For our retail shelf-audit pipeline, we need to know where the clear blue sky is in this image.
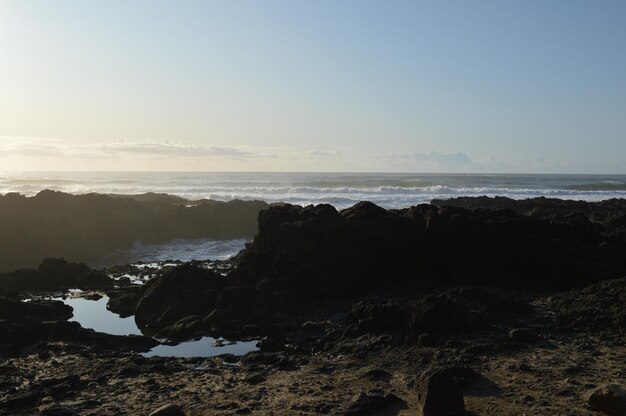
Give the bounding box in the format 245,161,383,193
1,0,625,172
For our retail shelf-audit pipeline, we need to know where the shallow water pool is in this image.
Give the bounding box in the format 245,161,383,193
57,296,259,358
142,337,259,358
62,296,142,336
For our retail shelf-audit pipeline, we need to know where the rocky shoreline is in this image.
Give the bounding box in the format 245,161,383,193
2,196,626,415
0,191,267,272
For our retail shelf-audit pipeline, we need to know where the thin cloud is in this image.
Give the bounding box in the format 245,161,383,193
81,139,269,159
0,137,271,160
308,150,334,157
0,137,350,172
0,137,64,156
7,136,605,173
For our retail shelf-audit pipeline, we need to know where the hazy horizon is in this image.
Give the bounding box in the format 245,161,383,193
4,169,626,175
2,1,625,173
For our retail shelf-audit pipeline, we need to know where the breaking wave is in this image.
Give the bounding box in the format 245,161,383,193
2,172,626,209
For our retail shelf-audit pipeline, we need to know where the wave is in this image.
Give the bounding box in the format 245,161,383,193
3,173,626,209
0,178,87,186
565,182,626,191
95,238,248,268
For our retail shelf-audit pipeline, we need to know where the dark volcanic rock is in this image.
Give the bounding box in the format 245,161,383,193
346,287,529,339
202,286,286,336
0,296,74,351
41,319,158,352
413,287,530,333
93,333,159,352
39,320,83,341
4,390,43,410
0,297,73,322
233,200,626,297
134,264,227,332
234,202,422,296
431,196,626,226
549,276,626,333
148,404,186,416
508,328,540,343
152,315,208,343
584,384,626,416
343,391,406,415
0,295,157,354
0,191,268,272
106,287,142,318
0,320,37,352
38,258,112,289
346,300,414,336
416,367,466,416
0,258,113,292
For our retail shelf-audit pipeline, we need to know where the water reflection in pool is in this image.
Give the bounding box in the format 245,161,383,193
143,337,259,358
62,296,142,336
58,296,259,358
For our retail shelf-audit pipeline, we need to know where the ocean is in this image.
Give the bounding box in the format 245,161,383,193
2,171,626,210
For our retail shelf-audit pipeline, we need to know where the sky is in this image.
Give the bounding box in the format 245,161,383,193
1,0,625,173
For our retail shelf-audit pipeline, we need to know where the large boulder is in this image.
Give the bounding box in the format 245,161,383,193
232,200,622,298
0,297,73,322
233,202,422,296
150,284,288,342
152,315,208,343
203,285,285,333
416,367,465,416
38,320,84,341
584,384,626,416
36,320,158,352
343,391,406,415
106,286,142,318
0,258,113,292
38,258,113,289
345,287,529,338
134,264,227,333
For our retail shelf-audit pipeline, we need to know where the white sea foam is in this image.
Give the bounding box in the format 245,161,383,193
94,238,247,268
2,172,626,209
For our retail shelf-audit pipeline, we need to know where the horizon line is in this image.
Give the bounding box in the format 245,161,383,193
1,170,626,176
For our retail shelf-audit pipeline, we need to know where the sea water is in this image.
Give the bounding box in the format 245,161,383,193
2,171,626,209
95,238,247,269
